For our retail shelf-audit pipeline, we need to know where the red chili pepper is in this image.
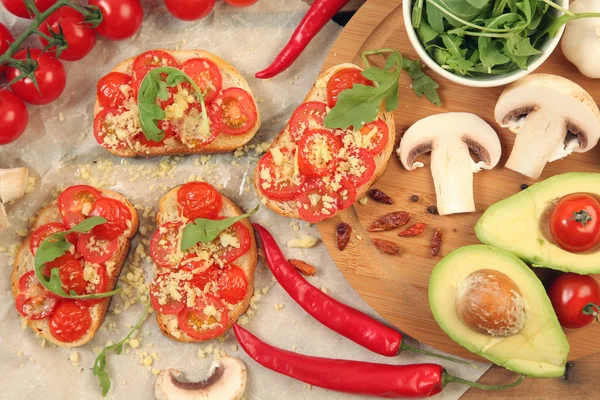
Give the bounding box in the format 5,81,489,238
255,0,350,79
234,324,525,398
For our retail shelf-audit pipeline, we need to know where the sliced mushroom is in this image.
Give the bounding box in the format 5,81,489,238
0,167,29,233
495,74,600,179
155,356,247,400
397,112,501,216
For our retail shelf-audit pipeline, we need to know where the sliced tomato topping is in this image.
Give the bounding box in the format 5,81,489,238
176,103,220,148
181,58,223,103
44,253,87,295
150,222,183,268
49,301,92,343
298,129,342,178
16,271,58,320
212,88,257,136
93,107,130,149
327,68,373,108
337,179,358,210
134,120,177,147
297,179,340,223
183,260,220,291
89,197,132,240
77,233,118,264
257,147,306,202
97,72,132,108
344,118,389,155
30,222,76,255
339,148,376,188
216,221,252,264
217,264,248,304
288,101,328,141
58,185,103,228
177,182,223,221
178,294,228,340
132,50,179,71
150,274,186,315
76,263,109,306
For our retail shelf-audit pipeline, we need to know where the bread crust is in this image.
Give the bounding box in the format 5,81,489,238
152,186,258,343
94,49,261,157
253,63,396,220
11,189,139,348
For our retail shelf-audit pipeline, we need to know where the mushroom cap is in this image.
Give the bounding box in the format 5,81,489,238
561,0,600,79
397,112,501,172
494,73,600,152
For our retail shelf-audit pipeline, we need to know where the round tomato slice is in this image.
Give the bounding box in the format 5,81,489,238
297,179,340,223
257,147,306,202
176,103,220,148
178,294,228,340
327,68,373,108
58,185,102,228
550,194,600,253
44,253,87,295
97,72,132,108
89,197,132,240
350,118,389,155
184,260,220,291
338,148,376,188
132,50,179,71
49,301,92,343
150,222,183,268
76,263,109,306
93,107,130,149
337,179,357,210
150,274,187,315
212,88,257,136
288,101,328,141
177,182,223,221
298,129,342,178
217,264,248,304
217,221,251,264
181,58,223,103
134,120,177,147
77,233,118,264
16,271,58,320
30,222,76,255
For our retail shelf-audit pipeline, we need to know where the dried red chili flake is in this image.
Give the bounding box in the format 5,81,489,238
368,189,393,204
288,259,317,276
368,212,410,232
372,238,400,255
337,222,351,251
431,228,443,257
398,223,427,237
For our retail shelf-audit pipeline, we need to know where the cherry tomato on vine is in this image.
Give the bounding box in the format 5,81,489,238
88,0,144,41
550,194,600,253
548,273,600,329
0,23,14,75
39,6,96,61
0,90,28,145
1,0,56,19
224,0,259,7
164,0,215,21
6,49,66,105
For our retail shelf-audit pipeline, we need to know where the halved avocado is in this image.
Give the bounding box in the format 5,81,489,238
429,245,569,378
475,172,600,274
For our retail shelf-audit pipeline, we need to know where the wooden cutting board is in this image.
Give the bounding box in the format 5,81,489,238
316,0,600,362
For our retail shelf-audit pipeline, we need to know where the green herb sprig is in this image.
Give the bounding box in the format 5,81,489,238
181,205,259,251
34,216,121,300
93,302,151,397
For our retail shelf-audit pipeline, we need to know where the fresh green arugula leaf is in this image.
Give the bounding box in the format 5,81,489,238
181,205,259,251
93,303,151,397
417,20,439,42
412,0,425,28
402,58,442,106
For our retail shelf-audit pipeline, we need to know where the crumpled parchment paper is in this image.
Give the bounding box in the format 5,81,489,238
0,1,489,399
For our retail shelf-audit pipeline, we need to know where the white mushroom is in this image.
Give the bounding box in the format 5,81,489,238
0,167,29,233
155,356,247,400
397,112,501,216
495,74,600,179
562,0,600,78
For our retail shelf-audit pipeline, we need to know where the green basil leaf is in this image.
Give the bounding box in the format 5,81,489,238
181,205,259,251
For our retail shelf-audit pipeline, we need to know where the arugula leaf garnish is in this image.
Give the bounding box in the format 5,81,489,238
34,216,121,300
181,205,259,251
93,302,151,397
138,67,209,143
323,48,441,130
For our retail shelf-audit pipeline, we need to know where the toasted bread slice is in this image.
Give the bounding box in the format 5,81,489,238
11,189,139,348
94,49,261,157
254,63,396,220
152,186,258,342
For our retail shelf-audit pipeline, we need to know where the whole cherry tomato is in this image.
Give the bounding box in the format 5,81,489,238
164,0,215,21
550,194,600,253
0,90,28,145
39,6,96,61
224,0,259,6
1,0,56,19
0,23,14,75
88,0,144,41
548,273,600,329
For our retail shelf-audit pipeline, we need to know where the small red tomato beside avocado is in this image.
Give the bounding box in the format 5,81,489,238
0,90,28,145
550,193,600,253
548,273,600,329
88,0,144,41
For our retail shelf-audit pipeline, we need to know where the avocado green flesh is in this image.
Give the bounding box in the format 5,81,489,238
475,172,600,274
429,245,569,378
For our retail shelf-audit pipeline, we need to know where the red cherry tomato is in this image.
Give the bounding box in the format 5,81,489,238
75,263,109,306
89,0,144,41
178,294,228,340
164,0,216,20
39,7,96,61
185,261,220,290
0,23,14,74
217,221,251,264
550,194,600,253
1,0,56,18
89,197,132,240
327,68,373,108
298,130,342,178
58,185,102,228
93,107,131,149
49,301,92,342
150,222,183,268
97,72,132,108
340,148,376,188
15,271,58,320
181,58,222,103
217,264,248,304
548,273,600,329
6,49,66,105
224,0,259,6
257,147,306,202
296,179,340,223
30,222,75,255
212,88,257,136
44,253,88,295
337,179,357,210
134,121,177,147
132,50,178,71
150,274,186,314
288,101,328,141
177,182,223,221
0,90,28,145
77,233,118,263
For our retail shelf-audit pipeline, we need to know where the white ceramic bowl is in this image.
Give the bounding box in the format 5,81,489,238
402,0,569,87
